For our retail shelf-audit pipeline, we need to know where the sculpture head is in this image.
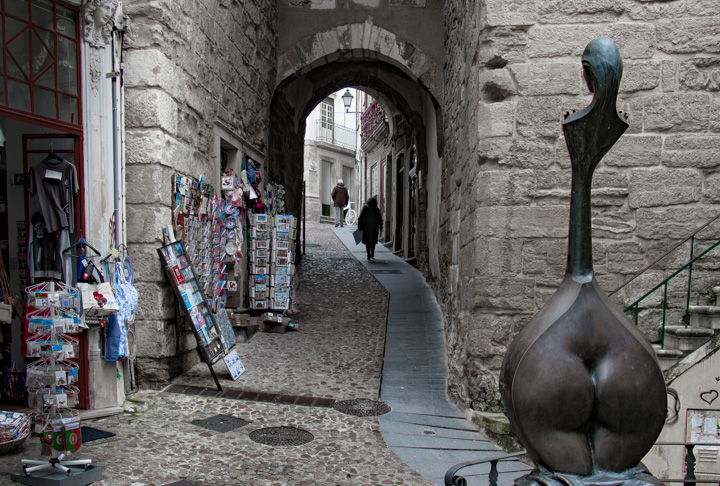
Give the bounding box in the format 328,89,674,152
82,0,119,48
581,37,623,99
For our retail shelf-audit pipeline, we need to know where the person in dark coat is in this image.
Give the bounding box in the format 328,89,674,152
357,197,383,261
331,179,349,227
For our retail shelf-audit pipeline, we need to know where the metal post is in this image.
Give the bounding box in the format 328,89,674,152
303,180,306,255
684,444,697,486
684,236,695,325
489,459,499,486
662,282,668,349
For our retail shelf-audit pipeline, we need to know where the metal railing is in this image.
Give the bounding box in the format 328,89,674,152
444,444,720,485
315,120,357,150
361,99,385,140
655,442,720,486
444,451,530,486
609,211,720,349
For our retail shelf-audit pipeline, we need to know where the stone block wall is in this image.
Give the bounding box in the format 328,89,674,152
123,0,278,383
441,0,720,411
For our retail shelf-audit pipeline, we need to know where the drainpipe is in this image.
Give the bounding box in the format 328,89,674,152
110,16,128,249
110,26,120,249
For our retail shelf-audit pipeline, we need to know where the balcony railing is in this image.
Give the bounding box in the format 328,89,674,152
361,99,385,140
315,120,356,150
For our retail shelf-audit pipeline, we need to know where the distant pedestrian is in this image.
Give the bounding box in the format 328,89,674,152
358,197,383,261
331,179,349,227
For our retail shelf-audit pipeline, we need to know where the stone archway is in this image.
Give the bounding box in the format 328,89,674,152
267,45,444,274
275,20,443,107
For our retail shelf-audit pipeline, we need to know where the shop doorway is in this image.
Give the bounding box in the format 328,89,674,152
1,123,88,409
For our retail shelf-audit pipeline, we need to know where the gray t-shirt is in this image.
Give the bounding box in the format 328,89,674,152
28,158,79,233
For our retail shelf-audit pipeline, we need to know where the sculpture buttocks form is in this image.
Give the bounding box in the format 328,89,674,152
499,38,667,485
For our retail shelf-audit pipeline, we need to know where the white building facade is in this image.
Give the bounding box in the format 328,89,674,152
303,89,359,223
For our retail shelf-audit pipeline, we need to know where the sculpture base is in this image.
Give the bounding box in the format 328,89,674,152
516,465,663,486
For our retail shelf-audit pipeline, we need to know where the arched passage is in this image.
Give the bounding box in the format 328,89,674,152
267,49,444,274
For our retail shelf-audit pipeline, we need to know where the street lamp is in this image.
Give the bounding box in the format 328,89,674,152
341,89,354,112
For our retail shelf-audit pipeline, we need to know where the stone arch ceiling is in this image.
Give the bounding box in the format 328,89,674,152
278,58,432,132
275,19,443,106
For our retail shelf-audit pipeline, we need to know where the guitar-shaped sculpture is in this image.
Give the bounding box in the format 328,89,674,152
500,37,667,485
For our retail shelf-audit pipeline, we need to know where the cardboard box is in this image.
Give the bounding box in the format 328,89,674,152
260,312,290,324
259,320,287,333
226,290,242,308
232,313,258,328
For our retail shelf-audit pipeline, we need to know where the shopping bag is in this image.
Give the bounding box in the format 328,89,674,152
352,228,363,245
78,282,120,316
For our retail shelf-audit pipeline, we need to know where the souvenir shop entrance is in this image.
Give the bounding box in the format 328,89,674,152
0,0,89,408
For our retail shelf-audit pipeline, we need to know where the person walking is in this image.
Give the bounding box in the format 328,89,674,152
331,179,349,227
358,197,383,261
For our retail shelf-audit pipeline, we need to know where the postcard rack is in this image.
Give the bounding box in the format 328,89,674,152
158,240,235,391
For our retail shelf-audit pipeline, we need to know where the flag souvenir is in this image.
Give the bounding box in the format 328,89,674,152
65,423,82,453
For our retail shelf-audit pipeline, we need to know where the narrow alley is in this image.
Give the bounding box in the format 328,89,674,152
0,222,528,486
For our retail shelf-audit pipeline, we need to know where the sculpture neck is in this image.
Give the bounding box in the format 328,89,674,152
567,166,594,283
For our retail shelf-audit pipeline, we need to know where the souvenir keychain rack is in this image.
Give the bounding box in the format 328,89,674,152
14,281,101,484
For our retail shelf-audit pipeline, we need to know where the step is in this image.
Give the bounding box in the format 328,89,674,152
663,325,715,353
688,305,720,330
652,345,683,371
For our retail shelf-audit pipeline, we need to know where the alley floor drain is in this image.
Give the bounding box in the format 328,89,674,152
191,414,249,433
333,398,391,417
370,269,401,274
249,426,314,446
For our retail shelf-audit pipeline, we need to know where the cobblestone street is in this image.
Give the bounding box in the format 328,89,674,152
0,222,434,486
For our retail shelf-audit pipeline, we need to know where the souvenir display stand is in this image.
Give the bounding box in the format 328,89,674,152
168,156,301,344
13,281,101,485
248,214,298,315
158,240,235,391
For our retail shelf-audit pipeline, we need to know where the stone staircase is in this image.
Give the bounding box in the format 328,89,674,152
653,286,720,371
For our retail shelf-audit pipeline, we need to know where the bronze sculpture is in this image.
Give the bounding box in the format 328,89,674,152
499,37,667,485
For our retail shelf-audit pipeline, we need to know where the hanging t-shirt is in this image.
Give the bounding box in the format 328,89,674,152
28,211,63,281
28,157,79,233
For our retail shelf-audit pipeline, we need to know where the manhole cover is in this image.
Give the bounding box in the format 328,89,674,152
249,426,315,446
329,257,353,261
333,398,391,417
191,414,249,433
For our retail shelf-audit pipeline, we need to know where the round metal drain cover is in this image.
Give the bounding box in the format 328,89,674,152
333,398,391,417
249,426,314,446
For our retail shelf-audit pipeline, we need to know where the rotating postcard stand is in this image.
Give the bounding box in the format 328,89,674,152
158,240,235,391
12,281,102,485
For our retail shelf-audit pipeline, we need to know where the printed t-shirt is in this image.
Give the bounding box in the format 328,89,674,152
28,158,79,233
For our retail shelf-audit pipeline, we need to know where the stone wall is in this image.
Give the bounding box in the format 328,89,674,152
123,0,278,383
441,0,720,411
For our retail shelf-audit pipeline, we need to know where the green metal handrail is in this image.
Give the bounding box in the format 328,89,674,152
609,211,720,349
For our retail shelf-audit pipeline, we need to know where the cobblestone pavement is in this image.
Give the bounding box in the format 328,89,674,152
0,222,434,486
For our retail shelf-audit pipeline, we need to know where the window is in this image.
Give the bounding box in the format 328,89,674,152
320,98,333,130
318,98,334,144
1,0,82,127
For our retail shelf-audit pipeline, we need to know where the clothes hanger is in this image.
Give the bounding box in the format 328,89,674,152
62,238,101,258
44,141,63,162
